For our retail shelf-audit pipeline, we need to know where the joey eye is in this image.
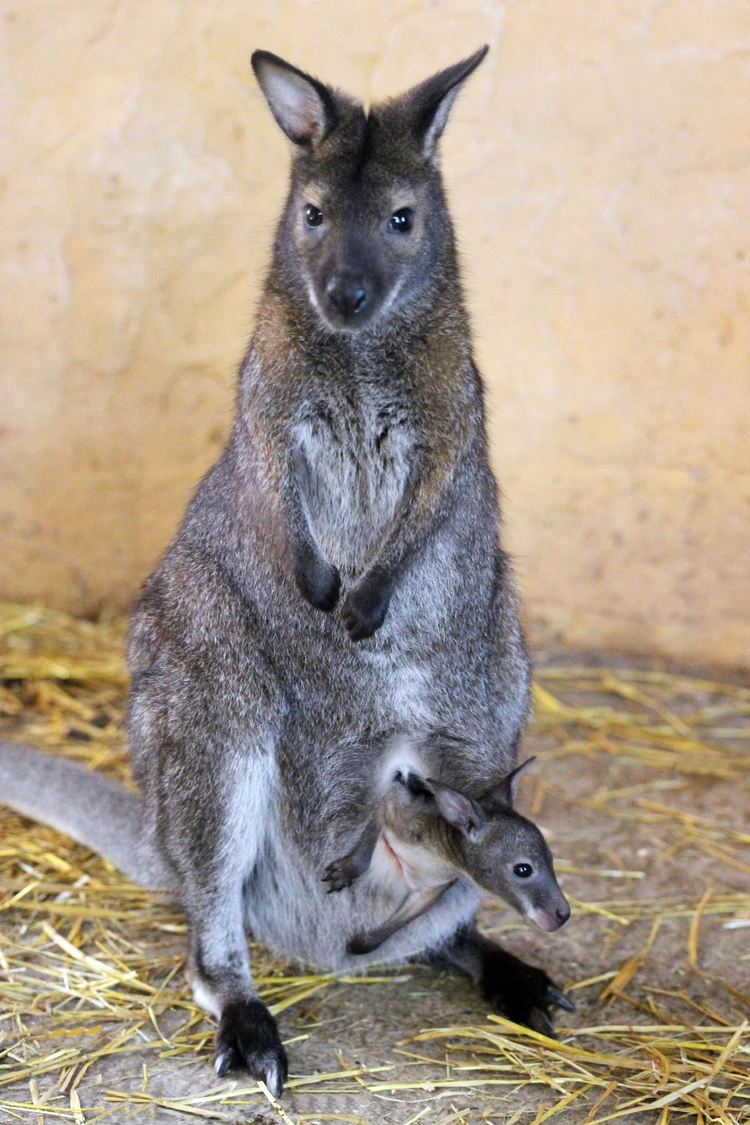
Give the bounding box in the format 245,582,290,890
513,863,533,879
304,204,324,228
388,208,414,234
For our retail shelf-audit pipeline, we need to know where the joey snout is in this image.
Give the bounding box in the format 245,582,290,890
527,899,571,933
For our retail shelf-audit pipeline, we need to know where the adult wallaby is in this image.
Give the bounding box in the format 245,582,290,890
323,753,572,954
0,48,574,1097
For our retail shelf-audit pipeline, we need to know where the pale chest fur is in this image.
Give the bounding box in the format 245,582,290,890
371,783,457,892
293,386,414,577
381,829,456,891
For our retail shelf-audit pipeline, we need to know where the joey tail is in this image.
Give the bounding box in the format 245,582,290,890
0,740,175,890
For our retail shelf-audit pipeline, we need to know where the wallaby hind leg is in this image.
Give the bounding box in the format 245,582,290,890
128,599,289,1094
185,872,287,1094
426,922,574,1038
321,814,380,893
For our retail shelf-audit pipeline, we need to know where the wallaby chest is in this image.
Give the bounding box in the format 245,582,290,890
293,378,414,575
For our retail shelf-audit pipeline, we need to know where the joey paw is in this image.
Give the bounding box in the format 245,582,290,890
341,572,392,641
293,545,341,613
321,857,357,893
214,997,288,1096
346,930,379,956
480,957,575,1039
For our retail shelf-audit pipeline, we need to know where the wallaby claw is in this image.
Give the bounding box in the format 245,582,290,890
528,1008,556,1038
548,984,576,1013
214,1049,234,1078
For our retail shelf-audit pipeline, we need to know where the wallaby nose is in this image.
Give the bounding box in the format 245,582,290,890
556,903,571,925
327,278,367,318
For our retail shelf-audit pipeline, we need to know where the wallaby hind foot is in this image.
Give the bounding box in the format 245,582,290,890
427,923,575,1038
214,999,288,1096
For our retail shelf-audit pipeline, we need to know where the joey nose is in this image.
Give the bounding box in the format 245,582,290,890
327,278,368,319
556,903,571,926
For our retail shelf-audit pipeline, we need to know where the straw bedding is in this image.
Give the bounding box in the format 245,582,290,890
0,604,748,1123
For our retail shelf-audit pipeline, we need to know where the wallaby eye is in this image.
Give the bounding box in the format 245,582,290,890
388,208,414,234
513,863,533,879
304,204,324,228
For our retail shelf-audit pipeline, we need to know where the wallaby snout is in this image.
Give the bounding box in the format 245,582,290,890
326,272,368,321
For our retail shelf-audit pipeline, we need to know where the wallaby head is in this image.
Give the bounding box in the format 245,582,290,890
425,759,571,933
251,46,488,332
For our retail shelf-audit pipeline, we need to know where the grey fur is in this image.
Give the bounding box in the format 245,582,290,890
0,740,173,889
0,48,574,1095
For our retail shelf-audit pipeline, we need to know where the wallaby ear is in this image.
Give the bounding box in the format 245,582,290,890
251,50,339,147
399,46,489,162
425,778,486,837
483,756,537,812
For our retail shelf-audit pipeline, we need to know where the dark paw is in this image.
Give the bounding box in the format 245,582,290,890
214,997,288,1096
341,570,392,641
346,931,380,956
322,856,358,893
480,955,575,1038
293,543,341,613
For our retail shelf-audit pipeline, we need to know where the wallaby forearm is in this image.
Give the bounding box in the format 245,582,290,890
322,812,381,892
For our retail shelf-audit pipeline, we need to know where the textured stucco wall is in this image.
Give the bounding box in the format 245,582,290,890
1,1,748,667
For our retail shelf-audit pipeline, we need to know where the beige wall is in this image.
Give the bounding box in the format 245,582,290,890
1,1,748,667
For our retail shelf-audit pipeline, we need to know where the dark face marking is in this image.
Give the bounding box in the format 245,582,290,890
285,121,449,333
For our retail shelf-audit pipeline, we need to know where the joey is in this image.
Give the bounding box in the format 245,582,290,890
324,757,572,957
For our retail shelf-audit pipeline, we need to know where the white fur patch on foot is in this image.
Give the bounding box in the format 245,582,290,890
191,978,222,1019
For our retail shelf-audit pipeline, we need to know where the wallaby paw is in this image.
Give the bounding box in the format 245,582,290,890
346,930,380,955
321,857,358,893
341,571,392,641
479,957,575,1039
214,997,288,1096
293,546,341,613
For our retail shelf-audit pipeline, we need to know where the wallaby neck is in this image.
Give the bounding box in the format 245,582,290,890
245,258,472,391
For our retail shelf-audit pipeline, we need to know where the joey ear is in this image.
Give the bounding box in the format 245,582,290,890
251,50,339,147
425,778,485,836
483,756,537,812
400,45,489,162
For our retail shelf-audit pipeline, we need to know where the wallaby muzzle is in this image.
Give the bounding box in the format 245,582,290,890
314,234,389,331
326,274,367,320
528,900,572,932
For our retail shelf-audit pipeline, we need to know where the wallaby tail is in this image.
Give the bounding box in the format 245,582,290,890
0,740,175,890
